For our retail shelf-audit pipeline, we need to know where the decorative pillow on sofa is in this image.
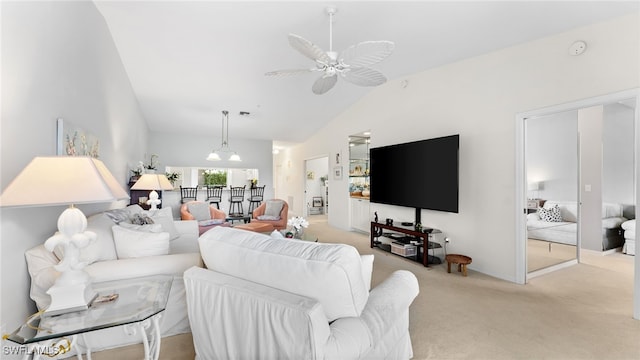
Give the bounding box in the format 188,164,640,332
187,202,212,221
118,222,163,233
257,215,280,221
130,213,155,225
142,207,180,240
104,208,131,224
112,225,170,259
264,200,284,217
538,205,562,222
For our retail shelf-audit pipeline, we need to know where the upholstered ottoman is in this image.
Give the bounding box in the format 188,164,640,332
235,222,274,233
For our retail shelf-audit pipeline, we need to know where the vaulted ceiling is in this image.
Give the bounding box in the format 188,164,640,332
95,1,638,145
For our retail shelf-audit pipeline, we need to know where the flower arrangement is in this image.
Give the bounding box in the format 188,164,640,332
144,154,159,170
287,216,309,231
165,171,180,185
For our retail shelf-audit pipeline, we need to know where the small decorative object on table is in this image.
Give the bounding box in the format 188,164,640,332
287,216,309,239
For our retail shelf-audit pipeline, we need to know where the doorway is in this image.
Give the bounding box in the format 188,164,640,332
516,90,639,299
304,156,329,221
525,110,579,273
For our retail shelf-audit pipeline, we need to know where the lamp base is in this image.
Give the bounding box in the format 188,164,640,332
44,275,97,317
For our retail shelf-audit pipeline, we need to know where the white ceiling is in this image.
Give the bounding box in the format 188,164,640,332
94,1,638,145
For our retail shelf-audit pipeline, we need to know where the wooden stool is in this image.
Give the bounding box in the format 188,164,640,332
445,254,472,276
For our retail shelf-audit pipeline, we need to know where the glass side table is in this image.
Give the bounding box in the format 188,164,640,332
6,275,172,360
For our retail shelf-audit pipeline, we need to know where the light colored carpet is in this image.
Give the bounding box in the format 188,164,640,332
94,217,640,359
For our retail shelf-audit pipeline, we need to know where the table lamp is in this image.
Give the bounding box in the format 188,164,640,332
130,174,174,210
0,156,129,315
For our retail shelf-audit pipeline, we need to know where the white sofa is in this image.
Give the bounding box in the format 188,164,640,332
527,201,626,250
185,227,420,360
24,205,203,355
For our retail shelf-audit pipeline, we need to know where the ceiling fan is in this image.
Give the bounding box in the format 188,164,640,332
265,7,395,95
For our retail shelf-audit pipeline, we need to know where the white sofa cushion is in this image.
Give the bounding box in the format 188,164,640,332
199,227,369,322
187,202,212,221
112,225,170,259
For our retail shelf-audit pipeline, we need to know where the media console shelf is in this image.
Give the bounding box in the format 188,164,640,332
370,221,442,267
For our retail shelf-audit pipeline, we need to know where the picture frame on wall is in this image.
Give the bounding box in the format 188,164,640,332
56,118,100,158
333,166,342,180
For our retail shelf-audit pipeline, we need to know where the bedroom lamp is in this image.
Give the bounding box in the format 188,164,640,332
130,173,174,210
0,156,129,315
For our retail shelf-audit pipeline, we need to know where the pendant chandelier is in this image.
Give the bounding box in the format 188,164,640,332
207,110,241,162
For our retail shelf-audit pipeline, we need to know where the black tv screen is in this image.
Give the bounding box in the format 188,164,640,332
370,134,459,213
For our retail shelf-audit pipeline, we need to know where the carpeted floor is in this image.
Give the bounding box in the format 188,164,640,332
94,216,640,359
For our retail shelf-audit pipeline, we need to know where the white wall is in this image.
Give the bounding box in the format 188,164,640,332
603,103,635,206
148,131,274,201
0,1,148,344
526,111,578,201
283,14,639,281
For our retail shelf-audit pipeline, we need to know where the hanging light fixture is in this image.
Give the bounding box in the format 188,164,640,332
207,110,241,162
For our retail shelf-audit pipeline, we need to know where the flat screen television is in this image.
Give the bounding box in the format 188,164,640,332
369,134,459,215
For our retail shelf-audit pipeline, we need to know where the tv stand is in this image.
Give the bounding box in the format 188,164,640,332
370,221,441,267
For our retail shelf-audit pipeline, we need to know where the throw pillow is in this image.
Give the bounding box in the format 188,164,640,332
264,200,284,217
187,202,212,221
539,205,562,222
104,208,131,224
112,225,170,259
144,207,180,240
257,215,280,221
130,213,155,225
118,222,163,233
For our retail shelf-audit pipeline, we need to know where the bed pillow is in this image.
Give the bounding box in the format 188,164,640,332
112,225,170,259
264,200,284,217
538,204,562,222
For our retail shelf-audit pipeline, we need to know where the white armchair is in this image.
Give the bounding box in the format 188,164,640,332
184,227,419,359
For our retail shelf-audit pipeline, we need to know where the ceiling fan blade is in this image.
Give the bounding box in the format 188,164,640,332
341,66,388,87
265,68,314,77
340,41,395,67
288,34,330,64
312,74,337,95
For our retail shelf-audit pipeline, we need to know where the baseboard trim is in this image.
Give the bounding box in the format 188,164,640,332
527,259,578,281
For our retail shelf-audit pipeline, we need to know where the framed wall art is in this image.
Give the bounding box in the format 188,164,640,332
333,166,342,180
56,118,100,158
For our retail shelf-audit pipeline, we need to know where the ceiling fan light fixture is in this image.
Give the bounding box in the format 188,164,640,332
228,153,242,162
265,7,394,95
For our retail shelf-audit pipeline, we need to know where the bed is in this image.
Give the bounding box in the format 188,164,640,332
527,201,626,250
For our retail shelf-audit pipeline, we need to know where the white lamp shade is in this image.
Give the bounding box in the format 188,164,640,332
228,153,242,162
207,152,221,161
130,174,174,190
0,156,129,207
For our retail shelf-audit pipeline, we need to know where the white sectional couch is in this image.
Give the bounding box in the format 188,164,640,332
622,219,636,255
185,227,420,359
24,205,202,356
527,201,626,250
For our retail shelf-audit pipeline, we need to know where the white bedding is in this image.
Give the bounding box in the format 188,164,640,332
527,218,577,245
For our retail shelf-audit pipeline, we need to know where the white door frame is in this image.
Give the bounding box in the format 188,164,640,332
515,88,640,319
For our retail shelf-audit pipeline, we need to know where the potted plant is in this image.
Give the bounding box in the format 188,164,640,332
165,171,180,187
